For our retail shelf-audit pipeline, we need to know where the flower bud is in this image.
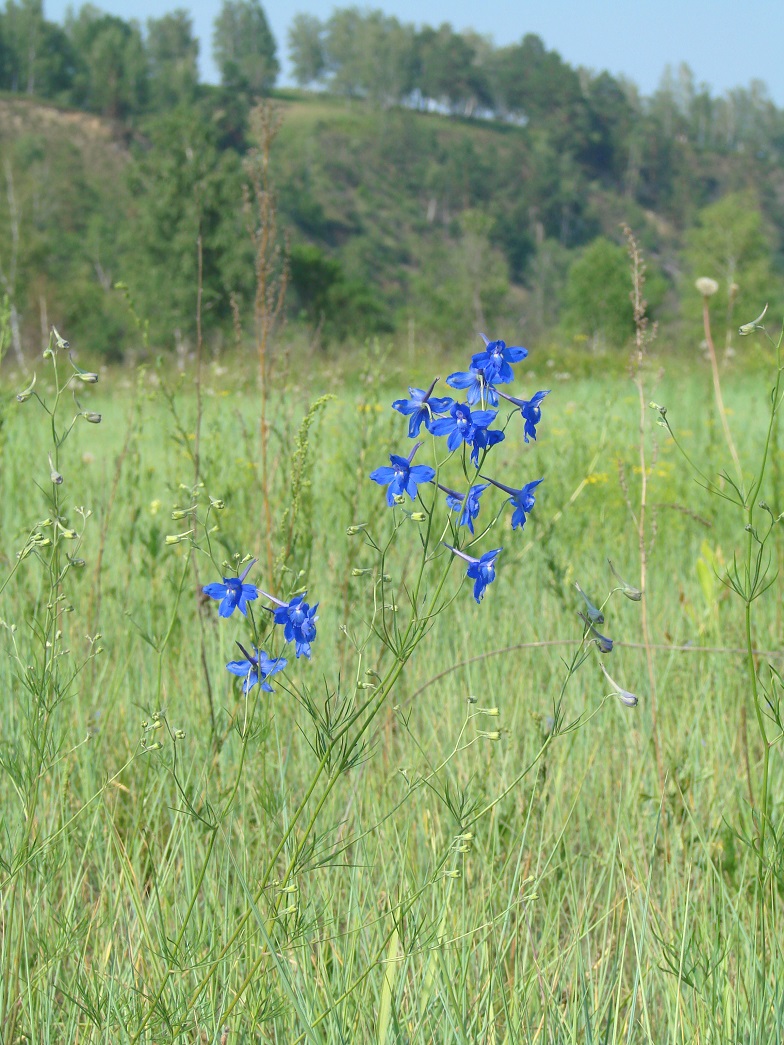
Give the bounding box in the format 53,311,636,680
48,453,63,485
16,373,36,402
739,304,769,336
74,371,99,383
209,496,225,510
165,529,194,545
695,277,719,297
346,523,368,536
52,326,70,349
82,412,102,424
352,568,373,577
409,511,427,522
478,730,501,741
477,706,499,717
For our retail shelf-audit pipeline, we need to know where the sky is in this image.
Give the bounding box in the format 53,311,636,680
44,0,784,106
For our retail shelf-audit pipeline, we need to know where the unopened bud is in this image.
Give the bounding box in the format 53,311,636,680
52,326,69,349
174,729,186,740
209,497,225,510
16,373,36,402
82,412,102,424
352,568,373,577
165,529,194,545
478,730,501,741
346,523,368,536
68,556,86,567
170,506,195,520
74,371,99,383
477,706,499,717
48,453,63,485
357,681,375,689
409,511,427,522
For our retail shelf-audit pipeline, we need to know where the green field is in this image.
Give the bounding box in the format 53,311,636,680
0,332,782,1042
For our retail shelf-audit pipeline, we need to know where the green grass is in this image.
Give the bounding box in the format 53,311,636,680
0,344,782,1042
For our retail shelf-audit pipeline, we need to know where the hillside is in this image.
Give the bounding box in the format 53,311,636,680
1,85,783,363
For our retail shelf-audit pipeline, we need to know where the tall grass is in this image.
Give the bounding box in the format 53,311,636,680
0,335,782,1042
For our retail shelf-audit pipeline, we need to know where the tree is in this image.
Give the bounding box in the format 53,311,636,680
0,0,75,98
288,13,324,87
66,5,147,118
146,10,199,110
563,237,634,348
682,191,778,345
123,104,246,345
212,0,278,95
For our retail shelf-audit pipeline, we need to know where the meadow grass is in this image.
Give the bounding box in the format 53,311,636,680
0,343,782,1043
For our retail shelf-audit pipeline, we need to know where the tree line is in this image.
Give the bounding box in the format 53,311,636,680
0,0,277,117
0,0,783,360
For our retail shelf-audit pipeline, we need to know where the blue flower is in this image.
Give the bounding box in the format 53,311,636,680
392,379,454,437
482,476,543,529
428,402,498,452
439,482,490,534
444,543,502,603
203,559,259,617
446,366,498,407
471,334,528,385
370,441,436,506
469,423,505,467
272,595,319,659
226,643,287,693
497,389,550,442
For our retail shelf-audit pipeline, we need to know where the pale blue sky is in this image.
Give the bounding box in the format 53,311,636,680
45,0,784,105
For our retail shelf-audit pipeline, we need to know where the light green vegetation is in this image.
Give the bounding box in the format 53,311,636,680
0,342,782,1042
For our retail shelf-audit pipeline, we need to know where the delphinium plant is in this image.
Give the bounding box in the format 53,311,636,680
652,290,783,992
150,332,641,1036
0,330,109,1043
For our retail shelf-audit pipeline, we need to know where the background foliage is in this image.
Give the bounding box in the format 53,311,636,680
1,1,784,360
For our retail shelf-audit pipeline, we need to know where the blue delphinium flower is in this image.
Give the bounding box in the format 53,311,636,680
472,334,528,385
446,366,498,407
392,378,454,438
444,543,502,603
428,402,498,452
497,389,550,442
439,482,490,534
470,423,505,467
226,643,287,693
203,559,259,617
482,476,543,530
370,441,436,506
272,595,319,659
